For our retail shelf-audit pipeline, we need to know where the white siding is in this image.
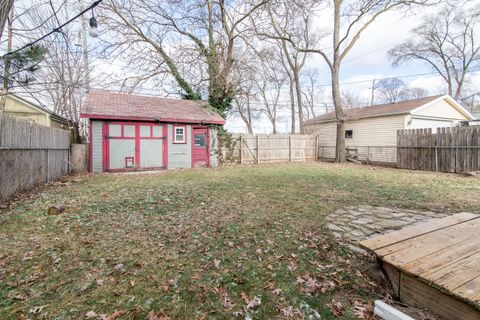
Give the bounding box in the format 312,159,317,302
305,114,407,146
167,124,192,169
411,99,469,120
91,120,103,172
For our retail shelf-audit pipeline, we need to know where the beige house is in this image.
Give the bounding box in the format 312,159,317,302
304,95,474,163
3,93,69,129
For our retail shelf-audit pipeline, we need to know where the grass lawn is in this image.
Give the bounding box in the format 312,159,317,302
1,163,480,319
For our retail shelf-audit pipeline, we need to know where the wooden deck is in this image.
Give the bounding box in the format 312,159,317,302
360,212,480,320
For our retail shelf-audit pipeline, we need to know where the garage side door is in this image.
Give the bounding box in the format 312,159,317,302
108,124,136,170
139,125,164,169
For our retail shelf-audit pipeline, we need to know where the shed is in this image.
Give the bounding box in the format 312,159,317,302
304,95,474,162
3,93,69,129
81,90,225,172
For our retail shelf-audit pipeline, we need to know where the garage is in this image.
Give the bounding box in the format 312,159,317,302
410,118,453,133
81,90,225,172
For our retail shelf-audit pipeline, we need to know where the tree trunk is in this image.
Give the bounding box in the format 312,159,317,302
0,0,14,42
332,2,346,163
289,80,296,134
293,71,304,133
272,118,276,134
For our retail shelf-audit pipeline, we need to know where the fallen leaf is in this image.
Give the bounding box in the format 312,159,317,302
240,292,249,304
100,309,125,320
280,306,294,317
29,305,48,314
246,296,261,309
214,259,221,269
86,311,98,318
328,299,343,317
148,311,171,320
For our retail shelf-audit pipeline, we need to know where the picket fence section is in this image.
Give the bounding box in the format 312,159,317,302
223,134,318,164
0,114,71,202
397,126,480,173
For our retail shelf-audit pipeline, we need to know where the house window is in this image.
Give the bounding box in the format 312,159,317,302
173,126,186,143
345,130,353,139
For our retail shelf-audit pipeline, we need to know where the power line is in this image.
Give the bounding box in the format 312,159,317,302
1,0,103,59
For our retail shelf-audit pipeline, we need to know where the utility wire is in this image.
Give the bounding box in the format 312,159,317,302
1,0,103,59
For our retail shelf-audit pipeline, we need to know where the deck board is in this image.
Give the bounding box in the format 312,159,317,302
359,212,479,251
360,213,480,319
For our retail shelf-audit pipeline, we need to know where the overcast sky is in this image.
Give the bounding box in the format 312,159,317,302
226,3,480,133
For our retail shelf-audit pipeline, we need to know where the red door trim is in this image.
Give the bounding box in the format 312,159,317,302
89,119,93,173
191,126,210,168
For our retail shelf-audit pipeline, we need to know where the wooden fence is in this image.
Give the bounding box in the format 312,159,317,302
0,114,71,202
223,134,318,164
397,127,480,173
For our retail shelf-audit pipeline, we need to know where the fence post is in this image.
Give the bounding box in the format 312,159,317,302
367,146,370,164
46,148,50,183
315,136,319,161
435,146,439,172
289,136,292,162
256,135,260,164
239,135,243,164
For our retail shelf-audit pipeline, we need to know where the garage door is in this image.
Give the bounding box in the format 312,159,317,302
106,123,165,171
410,118,453,133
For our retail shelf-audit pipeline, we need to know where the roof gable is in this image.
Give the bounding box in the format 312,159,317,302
81,90,225,125
304,95,468,124
410,95,474,120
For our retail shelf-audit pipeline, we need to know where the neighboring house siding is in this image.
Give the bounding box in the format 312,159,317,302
411,99,468,120
4,96,49,126
168,124,192,169
306,114,406,146
91,120,103,173
209,128,219,167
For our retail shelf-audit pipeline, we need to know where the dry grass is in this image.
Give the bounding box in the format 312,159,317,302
1,162,479,319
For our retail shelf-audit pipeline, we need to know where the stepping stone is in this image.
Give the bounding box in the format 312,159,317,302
350,229,365,238
327,223,344,232
391,212,407,218
351,217,374,225
349,210,364,217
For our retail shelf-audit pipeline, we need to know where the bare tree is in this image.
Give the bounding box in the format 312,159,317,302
271,0,443,162
232,89,257,134
405,87,429,100
0,0,14,42
259,0,316,133
102,0,266,117
389,5,480,100
301,69,328,119
253,48,287,133
375,78,408,103
341,89,365,109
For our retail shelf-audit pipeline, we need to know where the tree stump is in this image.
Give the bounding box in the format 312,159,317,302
48,205,65,215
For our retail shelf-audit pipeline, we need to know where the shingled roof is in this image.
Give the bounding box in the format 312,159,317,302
304,95,444,124
81,90,225,125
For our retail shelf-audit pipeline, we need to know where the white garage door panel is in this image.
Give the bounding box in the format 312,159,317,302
411,118,453,133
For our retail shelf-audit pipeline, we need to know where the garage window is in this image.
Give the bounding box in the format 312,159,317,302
345,130,353,139
173,126,186,143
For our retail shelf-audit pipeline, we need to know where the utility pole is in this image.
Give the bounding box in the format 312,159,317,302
0,3,14,113
79,0,90,93
370,79,377,106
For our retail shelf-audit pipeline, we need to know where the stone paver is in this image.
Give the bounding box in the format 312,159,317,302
327,206,447,242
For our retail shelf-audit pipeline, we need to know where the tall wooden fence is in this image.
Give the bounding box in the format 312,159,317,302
222,134,318,164
397,127,480,173
0,114,71,202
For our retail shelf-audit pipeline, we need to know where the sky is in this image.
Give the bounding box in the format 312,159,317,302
4,0,480,132
225,2,480,133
